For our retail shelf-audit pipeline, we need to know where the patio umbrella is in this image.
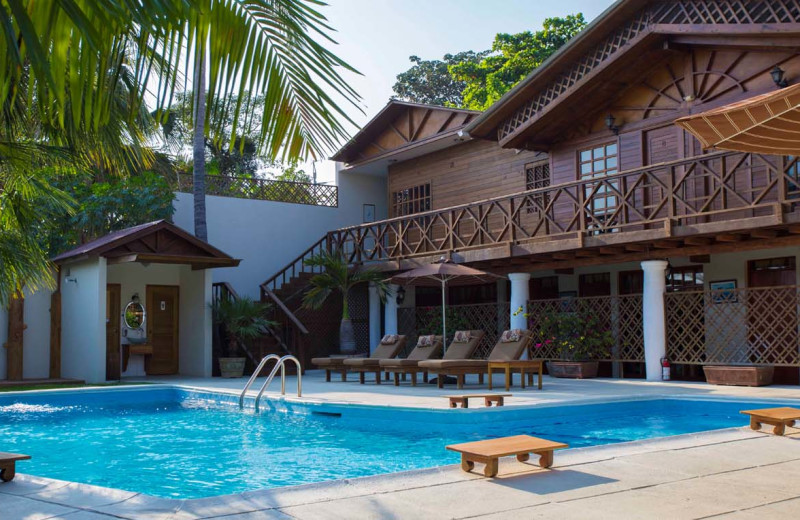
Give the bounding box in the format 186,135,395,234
675,83,800,154
387,258,502,353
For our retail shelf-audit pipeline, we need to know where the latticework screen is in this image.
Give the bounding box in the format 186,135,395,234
666,285,800,366
175,173,338,207
527,295,644,362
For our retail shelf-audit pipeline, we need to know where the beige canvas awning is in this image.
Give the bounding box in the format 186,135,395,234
675,84,800,155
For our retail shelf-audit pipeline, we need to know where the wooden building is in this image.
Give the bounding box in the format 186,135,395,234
268,0,800,383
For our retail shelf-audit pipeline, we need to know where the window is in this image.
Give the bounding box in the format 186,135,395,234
525,161,550,214
579,143,618,233
530,276,559,300
667,265,704,292
392,183,431,217
579,272,611,297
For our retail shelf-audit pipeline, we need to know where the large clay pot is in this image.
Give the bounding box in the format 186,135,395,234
547,361,600,379
339,318,356,354
219,357,246,378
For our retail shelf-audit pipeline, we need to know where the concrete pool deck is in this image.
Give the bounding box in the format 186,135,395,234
4,373,800,519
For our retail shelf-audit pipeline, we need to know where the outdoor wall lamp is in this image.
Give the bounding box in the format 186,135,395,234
771,65,789,88
605,114,620,135
396,286,406,305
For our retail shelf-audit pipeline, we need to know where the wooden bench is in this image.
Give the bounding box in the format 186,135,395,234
0,452,30,482
446,435,568,477
487,360,544,391
445,393,511,408
741,407,800,435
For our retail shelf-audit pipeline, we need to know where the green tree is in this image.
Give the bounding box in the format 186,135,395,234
1,0,361,303
302,251,388,354
450,14,587,110
392,52,488,107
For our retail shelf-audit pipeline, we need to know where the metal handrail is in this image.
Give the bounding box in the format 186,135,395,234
239,354,281,408
253,355,303,412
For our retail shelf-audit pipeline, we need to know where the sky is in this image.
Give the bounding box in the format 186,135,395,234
309,0,616,183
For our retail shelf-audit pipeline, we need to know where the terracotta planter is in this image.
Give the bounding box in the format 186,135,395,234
703,365,774,387
547,361,599,379
219,357,246,378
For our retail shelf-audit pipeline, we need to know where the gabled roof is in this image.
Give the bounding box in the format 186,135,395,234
331,100,480,166
467,0,800,149
53,220,240,270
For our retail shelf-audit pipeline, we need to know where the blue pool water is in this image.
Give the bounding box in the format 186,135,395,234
0,387,786,499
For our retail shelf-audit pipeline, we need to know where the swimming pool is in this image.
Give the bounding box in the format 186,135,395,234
0,387,785,499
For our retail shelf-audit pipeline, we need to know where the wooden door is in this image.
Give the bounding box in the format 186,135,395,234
106,284,121,380
146,285,180,375
747,257,797,384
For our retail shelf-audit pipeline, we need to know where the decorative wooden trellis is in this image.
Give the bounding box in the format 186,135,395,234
527,295,644,362
498,0,800,142
175,173,338,207
397,302,510,359
666,285,800,366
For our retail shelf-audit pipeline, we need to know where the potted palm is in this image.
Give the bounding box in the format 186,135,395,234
212,297,275,377
302,250,388,354
535,309,613,379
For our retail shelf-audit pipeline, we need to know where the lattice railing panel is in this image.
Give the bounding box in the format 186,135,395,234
175,173,338,207
667,285,800,366
330,151,789,265
397,303,510,359
526,295,644,362
498,0,800,141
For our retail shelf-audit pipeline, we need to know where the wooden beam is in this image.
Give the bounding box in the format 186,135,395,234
716,233,742,243
599,246,624,255
654,240,680,249
684,237,712,246
575,249,596,258
624,244,647,252
552,252,575,261
689,254,711,263
750,229,778,239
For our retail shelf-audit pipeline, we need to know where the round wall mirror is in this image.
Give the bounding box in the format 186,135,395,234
124,301,145,329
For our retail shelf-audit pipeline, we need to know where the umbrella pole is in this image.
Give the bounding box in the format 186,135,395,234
441,278,447,354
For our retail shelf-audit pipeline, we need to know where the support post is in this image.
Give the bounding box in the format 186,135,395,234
368,282,381,354
5,292,25,381
384,284,399,336
509,273,531,359
642,260,668,381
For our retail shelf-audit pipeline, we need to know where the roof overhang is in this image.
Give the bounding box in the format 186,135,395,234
53,220,240,270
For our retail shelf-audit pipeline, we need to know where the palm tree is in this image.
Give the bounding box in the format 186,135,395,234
302,251,388,354
1,0,361,302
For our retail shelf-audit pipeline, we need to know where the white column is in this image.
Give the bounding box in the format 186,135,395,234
384,284,399,335
642,260,668,381
368,282,382,353
508,273,531,331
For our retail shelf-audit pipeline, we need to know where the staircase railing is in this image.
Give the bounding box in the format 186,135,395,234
260,235,330,293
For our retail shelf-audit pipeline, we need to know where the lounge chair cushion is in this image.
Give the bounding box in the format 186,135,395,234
372,335,407,359
343,358,382,367
417,335,435,347
444,330,485,360
418,359,488,369
488,330,531,361
379,358,425,368
381,334,399,344
500,329,523,343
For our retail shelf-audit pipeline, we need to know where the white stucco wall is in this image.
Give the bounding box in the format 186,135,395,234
60,258,107,383
179,268,213,376
172,171,387,298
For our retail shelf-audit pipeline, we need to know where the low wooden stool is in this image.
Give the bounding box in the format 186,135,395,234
446,435,568,477
0,452,30,482
741,407,800,435
446,393,511,408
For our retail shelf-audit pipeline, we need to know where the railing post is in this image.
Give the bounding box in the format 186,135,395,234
778,154,788,208
448,210,455,253
577,183,587,234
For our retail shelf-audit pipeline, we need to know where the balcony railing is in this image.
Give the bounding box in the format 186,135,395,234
175,173,338,207
328,151,800,265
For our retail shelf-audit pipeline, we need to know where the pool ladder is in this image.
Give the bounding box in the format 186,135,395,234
238,354,302,411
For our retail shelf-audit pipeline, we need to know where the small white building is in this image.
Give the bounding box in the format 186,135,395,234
50,220,240,383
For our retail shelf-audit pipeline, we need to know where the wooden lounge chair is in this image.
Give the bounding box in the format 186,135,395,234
380,330,484,386
0,452,30,482
419,329,531,389
447,435,568,477
378,335,443,386
342,335,407,384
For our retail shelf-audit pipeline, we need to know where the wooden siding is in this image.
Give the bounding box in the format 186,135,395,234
387,139,543,217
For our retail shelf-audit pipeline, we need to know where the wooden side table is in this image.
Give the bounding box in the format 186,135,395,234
487,360,544,391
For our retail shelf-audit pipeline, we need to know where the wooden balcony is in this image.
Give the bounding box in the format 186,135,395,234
329,151,800,271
